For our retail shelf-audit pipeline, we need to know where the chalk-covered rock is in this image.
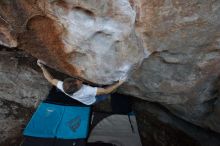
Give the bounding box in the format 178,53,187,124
0,0,145,84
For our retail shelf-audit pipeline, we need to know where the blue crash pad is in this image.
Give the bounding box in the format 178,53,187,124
23,103,90,139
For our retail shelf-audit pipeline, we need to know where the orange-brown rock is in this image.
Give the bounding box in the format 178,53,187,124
0,0,144,84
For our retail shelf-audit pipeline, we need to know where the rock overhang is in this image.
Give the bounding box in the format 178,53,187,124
0,0,145,85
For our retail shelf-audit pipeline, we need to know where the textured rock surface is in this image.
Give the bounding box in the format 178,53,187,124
0,50,50,107
0,98,34,146
133,99,220,146
1,0,220,134
0,0,145,84
120,0,220,132
0,49,50,145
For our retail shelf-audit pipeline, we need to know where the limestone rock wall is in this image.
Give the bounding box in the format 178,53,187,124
0,0,220,134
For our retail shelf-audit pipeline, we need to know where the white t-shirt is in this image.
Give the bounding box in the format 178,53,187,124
56,81,97,105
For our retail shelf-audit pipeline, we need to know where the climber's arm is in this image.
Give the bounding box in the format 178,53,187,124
41,66,59,86
96,80,125,95
37,61,59,86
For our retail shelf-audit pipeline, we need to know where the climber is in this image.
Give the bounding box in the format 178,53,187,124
37,60,126,105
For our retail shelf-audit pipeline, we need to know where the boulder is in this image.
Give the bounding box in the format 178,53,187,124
0,0,145,84
0,49,49,145
0,50,50,107
1,0,220,134
120,0,220,132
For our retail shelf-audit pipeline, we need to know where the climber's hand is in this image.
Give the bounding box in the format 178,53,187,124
37,60,44,68
118,75,128,85
97,76,127,95
120,74,128,81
